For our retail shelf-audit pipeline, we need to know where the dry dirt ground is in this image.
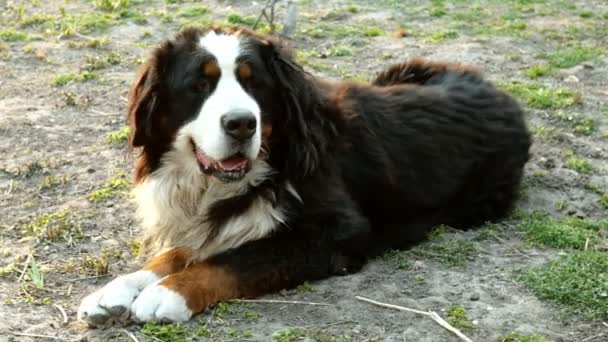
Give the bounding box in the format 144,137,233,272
1,0,607,341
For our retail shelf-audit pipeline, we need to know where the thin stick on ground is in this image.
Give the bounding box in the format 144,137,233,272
11,332,70,341
53,304,68,325
123,329,140,342
356,296,474,342
230,299,334,306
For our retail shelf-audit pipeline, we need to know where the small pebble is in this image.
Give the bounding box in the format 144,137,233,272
470,293,480,301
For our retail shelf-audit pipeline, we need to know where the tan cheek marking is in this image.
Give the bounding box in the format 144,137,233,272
238,63,252,80
159,262,240,313
203,62,220,78
142,247,193,277
262,122,272,140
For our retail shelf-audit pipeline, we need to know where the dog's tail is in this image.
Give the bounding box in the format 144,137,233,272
371,58,480,87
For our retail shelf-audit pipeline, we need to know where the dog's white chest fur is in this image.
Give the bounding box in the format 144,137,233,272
133,156,285,260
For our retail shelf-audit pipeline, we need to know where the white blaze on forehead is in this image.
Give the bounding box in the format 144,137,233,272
199,31,241,69
182,30,261,162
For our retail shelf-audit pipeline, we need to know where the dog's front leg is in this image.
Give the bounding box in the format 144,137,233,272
77,247,192,327
128,233,361,323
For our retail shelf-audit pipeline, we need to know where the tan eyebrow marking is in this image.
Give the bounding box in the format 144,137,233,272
202,62,220,78
238,63,252,80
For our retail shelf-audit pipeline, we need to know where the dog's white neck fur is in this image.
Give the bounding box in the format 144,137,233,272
133,31,290,261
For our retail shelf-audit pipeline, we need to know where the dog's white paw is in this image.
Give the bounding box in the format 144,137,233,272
131,281,193,323
78,270,159,327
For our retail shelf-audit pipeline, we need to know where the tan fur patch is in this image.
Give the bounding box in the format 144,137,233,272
203,62,220,78
142,248,193,276
238,63,252,80
159,261,240,313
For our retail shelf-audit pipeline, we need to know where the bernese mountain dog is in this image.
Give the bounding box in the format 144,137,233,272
78,26,531,327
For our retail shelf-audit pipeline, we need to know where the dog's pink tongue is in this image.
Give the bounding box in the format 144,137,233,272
219,155,248,171
195,149,213,168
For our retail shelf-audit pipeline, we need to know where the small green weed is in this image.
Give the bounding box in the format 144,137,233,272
447,306,477,330
81,251,110,275
296,281,315,293
226,13,256,26
94,0,130,12
425,30,459,43
179,6,208,18
0,29,31,42
362,26,384,37
21,211,74,241
29,256,44,289
52,71,97,86
141,322,186,342
518,251,608,320
526,64,553,79
105,126,130,144
82,51,121,71
499,82,581,109
38,175,69,191
498,332,547,342
565,156,592,174
87,177,129,203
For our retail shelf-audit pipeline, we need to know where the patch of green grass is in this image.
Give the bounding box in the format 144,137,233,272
94,0,130,11
430,2,447,17
296,281,315,293
299,23,359,39
68,36,110,49
547,46,602,68
447,306,477,330
214,302,235,319
81,251,110,275
565,156,592,174
517,211,604,249
425,30,459,43
20,13,55,28
21,211,74,241
105,126,131,144
87,177,129,203
346,6,359,14
51,71,97,86
499,82,581,109
518,251,608,320
141,322,186,342
498,332,547,342
38,175,69,191
526,64,554,79
529,125,558,141
362,26,384,37
272,329,304,342
578,11,593,18
412,239,477,267
179,6,208,18
382,249,411,270
326,45,353,57
82,51,121,71
0,29,31,42
554,112,596,136
226,13,256,26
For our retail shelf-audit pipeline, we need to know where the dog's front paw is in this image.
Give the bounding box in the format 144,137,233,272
78,271,159,328
131,281,193,323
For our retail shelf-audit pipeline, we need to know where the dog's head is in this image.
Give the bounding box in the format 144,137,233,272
128,26,334,184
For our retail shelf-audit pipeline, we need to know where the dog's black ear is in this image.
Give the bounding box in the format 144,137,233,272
263,38,335,179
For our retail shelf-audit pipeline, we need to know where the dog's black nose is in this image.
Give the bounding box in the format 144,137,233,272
221,110,257,141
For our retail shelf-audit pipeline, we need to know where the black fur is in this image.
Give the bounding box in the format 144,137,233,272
129,27,531,298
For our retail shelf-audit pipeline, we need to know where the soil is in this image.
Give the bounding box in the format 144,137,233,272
1,0,607,341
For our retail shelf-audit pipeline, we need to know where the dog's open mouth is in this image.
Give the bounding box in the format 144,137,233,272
191,140,252,182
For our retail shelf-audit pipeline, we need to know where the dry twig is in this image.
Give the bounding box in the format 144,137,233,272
123,329,140,342
11,332,70,341
53,304,68,325
356,296,474,342
231,299,333,306
17,254,32,282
